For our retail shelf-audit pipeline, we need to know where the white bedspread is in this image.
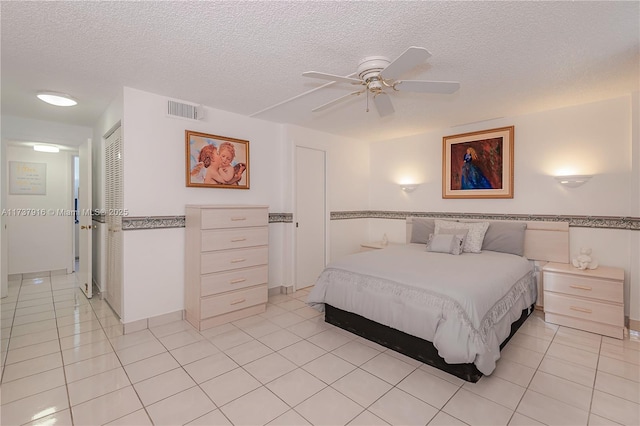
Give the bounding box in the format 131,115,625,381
307,244,536,375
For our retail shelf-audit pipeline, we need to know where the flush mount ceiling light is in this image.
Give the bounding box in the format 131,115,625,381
554,175,592,188
33,144,60,153
36,91,77,107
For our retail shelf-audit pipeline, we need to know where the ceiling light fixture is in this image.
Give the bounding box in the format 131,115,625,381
33,144,60,153
36,91,77,107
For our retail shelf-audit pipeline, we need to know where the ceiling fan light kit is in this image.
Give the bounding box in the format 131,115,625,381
303,46,459,117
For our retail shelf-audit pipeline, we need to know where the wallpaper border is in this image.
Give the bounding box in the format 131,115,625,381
331,211,640,230
102,211,638,231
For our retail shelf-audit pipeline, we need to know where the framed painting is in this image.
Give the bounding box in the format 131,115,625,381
442,126,514,199
185,130,249,189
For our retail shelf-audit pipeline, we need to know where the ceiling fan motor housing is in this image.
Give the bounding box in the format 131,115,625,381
358,56,390,89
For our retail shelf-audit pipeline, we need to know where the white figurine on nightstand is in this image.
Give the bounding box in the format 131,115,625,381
572,247,599,270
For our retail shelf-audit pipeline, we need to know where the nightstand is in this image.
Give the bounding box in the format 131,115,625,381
542,262,624,339
360,241,392,251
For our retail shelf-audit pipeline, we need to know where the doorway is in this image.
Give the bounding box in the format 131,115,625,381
294,146,327,290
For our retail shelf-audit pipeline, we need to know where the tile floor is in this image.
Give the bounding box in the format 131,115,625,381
1,273,639,426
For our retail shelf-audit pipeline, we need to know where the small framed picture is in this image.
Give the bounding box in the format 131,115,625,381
185,130,249,189
442,126,514,199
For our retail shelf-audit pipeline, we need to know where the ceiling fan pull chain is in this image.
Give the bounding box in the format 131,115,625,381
366,89,370,113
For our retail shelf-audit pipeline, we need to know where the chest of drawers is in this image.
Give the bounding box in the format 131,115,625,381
185,205,269,330
542,262,624,339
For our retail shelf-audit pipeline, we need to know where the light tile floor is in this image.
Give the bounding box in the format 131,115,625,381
1,273,639,426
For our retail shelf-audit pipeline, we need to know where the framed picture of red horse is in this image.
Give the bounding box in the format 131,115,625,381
442,126,514,199
185,130,250,189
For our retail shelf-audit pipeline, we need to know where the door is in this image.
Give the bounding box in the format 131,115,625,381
295,146,326,290
105,127,123,317
78,138,93,298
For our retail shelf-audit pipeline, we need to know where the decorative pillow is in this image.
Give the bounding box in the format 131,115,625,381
436,227,469,253
409,218,435,244
481,222,527,256
426,233,465,255
434,219,490,253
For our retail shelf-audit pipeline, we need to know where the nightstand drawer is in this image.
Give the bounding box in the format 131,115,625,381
201,285,268,317
544,272,623,303
544,292,623,327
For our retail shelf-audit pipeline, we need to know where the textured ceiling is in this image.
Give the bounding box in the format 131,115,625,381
2,1,638,143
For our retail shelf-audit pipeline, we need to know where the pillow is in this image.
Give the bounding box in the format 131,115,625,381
409,218,435,244
436,227,469,253
426,233,465,255
434,219,490,253
481,222,527,256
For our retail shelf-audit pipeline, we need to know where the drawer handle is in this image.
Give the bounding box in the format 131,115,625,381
230,278,246,284
231,217,247,221
230,258,246,263
231,238,247,242
230,298,246,305
570,285,592,291
570,306,592,314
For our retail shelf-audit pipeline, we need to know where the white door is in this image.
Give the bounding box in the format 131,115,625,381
78,138,93,298
105,127,123,317
295,146,326,290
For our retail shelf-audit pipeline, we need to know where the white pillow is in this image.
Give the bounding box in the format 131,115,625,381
434,219,490,253
426,233,465,255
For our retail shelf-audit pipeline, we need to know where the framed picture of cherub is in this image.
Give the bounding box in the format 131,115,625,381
442,126,514,199
185,130,249,189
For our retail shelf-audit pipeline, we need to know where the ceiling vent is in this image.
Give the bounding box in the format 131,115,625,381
167,100,204,121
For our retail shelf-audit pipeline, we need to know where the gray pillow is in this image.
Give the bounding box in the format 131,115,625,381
481,222,527,256
410,218,435,244
426,233,465,255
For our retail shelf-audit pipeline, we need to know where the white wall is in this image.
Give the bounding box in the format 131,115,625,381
368,95,639,323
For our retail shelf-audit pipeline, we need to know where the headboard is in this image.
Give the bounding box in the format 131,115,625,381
405,217,569,263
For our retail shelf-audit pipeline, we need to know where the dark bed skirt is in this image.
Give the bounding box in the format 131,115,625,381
324,303,534,383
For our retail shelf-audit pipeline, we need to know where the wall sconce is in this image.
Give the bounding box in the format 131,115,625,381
33,144,60,153
554,175,592,188
400,184,418,193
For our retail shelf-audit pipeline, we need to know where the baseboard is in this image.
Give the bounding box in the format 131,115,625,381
122,309,185,334
629,318,639,333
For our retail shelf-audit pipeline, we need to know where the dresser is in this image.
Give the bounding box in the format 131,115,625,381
185,205,269,330
543,262,624,339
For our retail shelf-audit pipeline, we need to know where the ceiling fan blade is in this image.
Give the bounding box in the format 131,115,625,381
393,80,460,94
303,71,363,85
373,92,394,117
379,46,432,81
312,90,364,112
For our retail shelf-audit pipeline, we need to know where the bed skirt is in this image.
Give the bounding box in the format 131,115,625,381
324,303,534,382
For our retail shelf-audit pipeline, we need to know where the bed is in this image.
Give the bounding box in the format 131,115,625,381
307,217,569,382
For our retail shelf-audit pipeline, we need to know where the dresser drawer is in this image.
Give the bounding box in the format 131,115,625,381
201,247,268,274
544,272,622,303
201,227,268,252
201,285,268,318
544,292,623,327
201,265,268,297
200,208,267,229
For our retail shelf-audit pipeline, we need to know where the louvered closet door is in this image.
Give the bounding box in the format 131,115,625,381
105,126,123,317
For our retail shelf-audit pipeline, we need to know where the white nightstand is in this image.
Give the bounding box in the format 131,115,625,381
360,241,393,251
542,262,625,339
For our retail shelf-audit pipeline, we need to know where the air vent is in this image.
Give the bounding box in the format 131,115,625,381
167,100,204,121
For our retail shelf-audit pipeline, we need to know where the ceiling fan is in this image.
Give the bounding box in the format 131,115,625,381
302,46,460,117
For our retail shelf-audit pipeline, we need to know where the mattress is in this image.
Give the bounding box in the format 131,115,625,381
307,243,536,375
